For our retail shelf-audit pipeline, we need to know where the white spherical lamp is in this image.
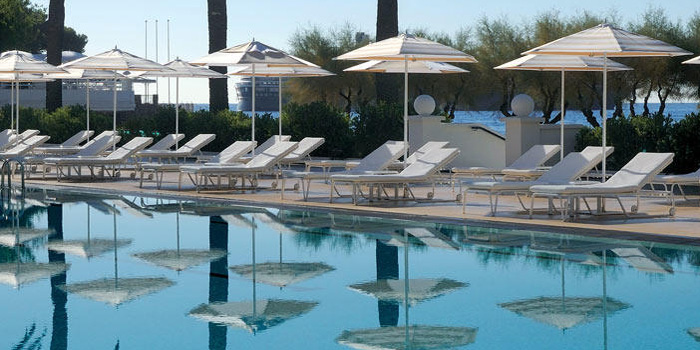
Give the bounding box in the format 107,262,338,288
511,94,535,117
414,95,436,116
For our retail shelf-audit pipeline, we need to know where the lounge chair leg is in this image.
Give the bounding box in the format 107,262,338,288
461,189,468,214
616,196,628,217
329,180,334,203
529,194,536,219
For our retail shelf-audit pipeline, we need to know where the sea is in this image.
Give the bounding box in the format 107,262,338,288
193,102,699,135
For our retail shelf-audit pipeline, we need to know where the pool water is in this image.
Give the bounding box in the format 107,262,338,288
1,189,699,349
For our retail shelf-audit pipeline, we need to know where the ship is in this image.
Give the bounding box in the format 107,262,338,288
234,77,280,112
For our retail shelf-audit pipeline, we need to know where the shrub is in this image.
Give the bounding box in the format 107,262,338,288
283,101,353,158
351,101,402,157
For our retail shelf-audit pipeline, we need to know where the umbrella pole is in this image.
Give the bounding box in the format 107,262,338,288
252,64,256,151
10,82,13,130
86,79,91,141
252,216,257,316
560,69,565,161
16,81,20,135
403,58,409,165
176,211,180,257
603,250,608,350
113,73,117,152
176,77,180,150
113,209,118,288
404,229,410,345
602,55,608,182
278,76,282,137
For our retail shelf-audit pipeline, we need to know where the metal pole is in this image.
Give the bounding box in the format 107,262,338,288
175,77,179,150
560,69,565,161
278,76,282,137
16,81,19,135
403,58,409,165
145,20,148,101
252,217,257,316
86,79,91,141
167,19,171,105
155,20,159,102
10,82,13,130
113,73,117,151
251,64,256,149
403,229,409,347
602,54,608,182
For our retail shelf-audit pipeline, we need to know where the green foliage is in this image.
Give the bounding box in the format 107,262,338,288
351,101,402,157
0,0,88,53
576,112,697,173
283,101,352,158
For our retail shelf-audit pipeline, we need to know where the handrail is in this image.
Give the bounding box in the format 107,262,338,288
470,125,506,140
0,158,25,192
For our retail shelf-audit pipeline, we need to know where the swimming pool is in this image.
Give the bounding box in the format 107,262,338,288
1,189,699,349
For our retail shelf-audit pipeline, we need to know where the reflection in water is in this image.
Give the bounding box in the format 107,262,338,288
688,328,700,342
48,206,132,259
499,297,630,331
337,325,478,350
60,208,174,306
48,204,67,350
230,262,334,288
349,278,467,306
376,240,399,327
190,299,318,333
208,216,228,350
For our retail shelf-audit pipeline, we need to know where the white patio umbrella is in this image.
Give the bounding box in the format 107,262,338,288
227,64,334,137
0,73,54,136
523,23,692,178
137,58,227,149
60,47,172,150
191,40,316,147
47,68,125,142
336,34,477,162
495,55,632,160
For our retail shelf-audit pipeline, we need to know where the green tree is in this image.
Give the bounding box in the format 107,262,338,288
0,0,45,52
207,0,228,112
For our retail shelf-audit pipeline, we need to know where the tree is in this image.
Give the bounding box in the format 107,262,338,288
0,0,46,52
375,0,400,103
207,0,228,112
45,0,64,112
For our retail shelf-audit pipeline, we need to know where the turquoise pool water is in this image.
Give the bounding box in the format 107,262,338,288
1,189,699,349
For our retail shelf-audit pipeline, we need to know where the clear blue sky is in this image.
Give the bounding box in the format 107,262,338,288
34,0,700,104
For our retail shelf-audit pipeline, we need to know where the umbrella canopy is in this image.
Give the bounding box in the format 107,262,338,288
191,40,319,146
0,50,67,73
47,238,132,258
0,262,70,288
348,278,466,305
138,58,228,148
188,299,318,333
337,34,475,162
496,54,633,161
345,60,469,74
229,261,335,287
499,296,630,330
336,33,477,62
60,277,174,306
522,23,691,177
684,56,700,64
61,47,172,150
132,249,227,271
688,328,700,342
336,325,478,350
0,228,54,247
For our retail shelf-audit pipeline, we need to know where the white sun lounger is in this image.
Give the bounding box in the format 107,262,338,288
330,147,460,205
44,137,153,181
138,140,257,189
1,129,40,151
529,152,674,219
461,146,614,215
279,137,325,166
281,140,407,200
387,141,449,170
651,167,700,201
452,144,561,180
0,129,16,150
0,135,50,159
179,141,298,192
34,130,93,153
136,133,185,157
136,134,215,162
235,135,292,162
31,130,120,157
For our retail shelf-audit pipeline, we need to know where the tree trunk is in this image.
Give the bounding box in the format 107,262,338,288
45,0,65,112
207,0,228,112
642,85,652,116
375,0,400,103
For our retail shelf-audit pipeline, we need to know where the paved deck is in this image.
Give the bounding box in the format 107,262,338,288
23,169,700,245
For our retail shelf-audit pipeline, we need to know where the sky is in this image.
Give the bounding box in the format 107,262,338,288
33,0,700,105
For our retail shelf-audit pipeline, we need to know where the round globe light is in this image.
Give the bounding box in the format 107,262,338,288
511,94,535,117
414,95,436,116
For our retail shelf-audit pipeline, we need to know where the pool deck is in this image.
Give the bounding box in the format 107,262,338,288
23,170,700,245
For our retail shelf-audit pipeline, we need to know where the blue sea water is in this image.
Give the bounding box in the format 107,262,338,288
193,103,698,135
1,189,699,349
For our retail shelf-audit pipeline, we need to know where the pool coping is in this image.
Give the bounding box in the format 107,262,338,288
25,182,700,248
